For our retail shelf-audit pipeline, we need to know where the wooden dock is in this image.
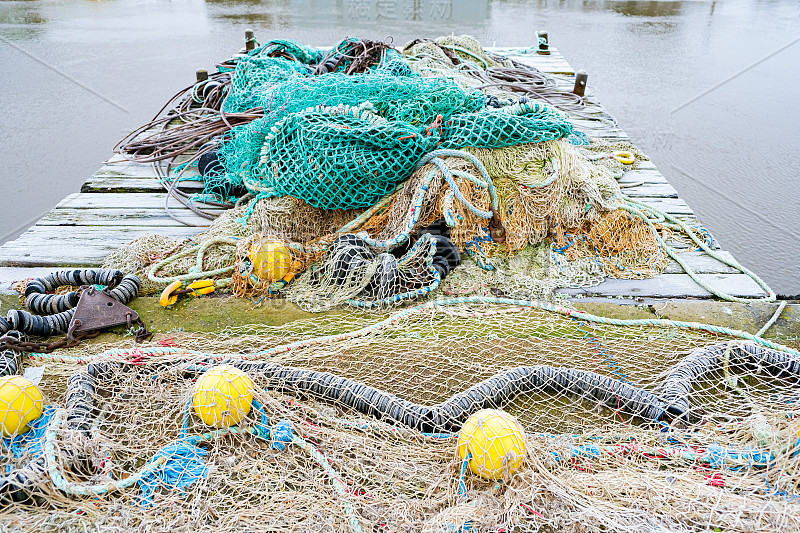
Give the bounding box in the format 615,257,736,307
0,45,769,301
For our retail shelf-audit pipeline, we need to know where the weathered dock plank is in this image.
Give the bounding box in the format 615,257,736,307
82,177,204,194
0,251,741,296
57,192,216,210
36,208,214,227
558,273,767,300
619,183,678,198
0,226,200,268
619,169,668,185
501,48,574,75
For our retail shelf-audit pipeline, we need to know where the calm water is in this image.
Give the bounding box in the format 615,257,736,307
1,0,798,295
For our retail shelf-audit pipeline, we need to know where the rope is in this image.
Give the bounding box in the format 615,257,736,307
622,197,776,303
147,238,237,285
756,301,787,337
291,434,364,532
44,408,364,531
29,297,800,366
358,149,499,251
45,409,169,496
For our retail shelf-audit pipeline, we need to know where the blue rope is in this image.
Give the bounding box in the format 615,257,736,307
138,441,210,508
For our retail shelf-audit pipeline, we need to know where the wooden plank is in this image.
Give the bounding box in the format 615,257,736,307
0,226,203,267
663,251,741,274
5,225,202,245
93,162,161,178
618,169,668,185
631,197,694,216
558,273,768,299
57,193,224,210
501,53,574,75
618,183,677,198
82,177,205,194
36,207,215,227
634,161,657,170
0,251,743,296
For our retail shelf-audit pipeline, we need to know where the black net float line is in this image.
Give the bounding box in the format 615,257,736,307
1,272,141,337
0,455,47,504
46,341,799,439
661,343,800,419
231,361,669,433
23,270,139,315
6,342,796,501
0,332,25,378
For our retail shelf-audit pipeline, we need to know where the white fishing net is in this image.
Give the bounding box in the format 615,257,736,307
2,302,799,532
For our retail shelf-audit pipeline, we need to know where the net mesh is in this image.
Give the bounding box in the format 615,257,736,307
104,34,685,305
2,304,799,532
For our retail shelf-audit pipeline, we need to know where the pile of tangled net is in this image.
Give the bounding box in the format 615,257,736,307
2,299,799,532
107,35,774,309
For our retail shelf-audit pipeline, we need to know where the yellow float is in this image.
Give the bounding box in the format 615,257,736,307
457,409,526,480
249,239,291,282
0,376,44,438
192,365,254,428
613,151,635,165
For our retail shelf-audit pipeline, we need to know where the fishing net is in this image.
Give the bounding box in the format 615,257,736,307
403,35,514,96
3,301,799,532
217,72,486,199
106,34,754,308
230,96,571,209
271,138,655,310
103,139,663,305
402,35,619,132
100,205,253,295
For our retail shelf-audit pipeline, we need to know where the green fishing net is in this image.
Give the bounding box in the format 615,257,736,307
251,98,572,209
217,72,486,202
213,38,573,210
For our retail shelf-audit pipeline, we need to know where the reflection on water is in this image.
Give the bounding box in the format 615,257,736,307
207,0,290,27
0,0,798,294
608,1,685,18
0,1,45,40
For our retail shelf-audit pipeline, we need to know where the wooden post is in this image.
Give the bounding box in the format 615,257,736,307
573,70,588,97
196,69,208,83
537,31,550,55
245,29,255,52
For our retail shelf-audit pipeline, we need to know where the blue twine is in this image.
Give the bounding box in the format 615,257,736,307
271,419,295,451
2,405,54,472
552,238,575,254
762,474,800,501
572,319,629,383
138,441,210,508
251,399,271,441
704,444,772,470
457,453,470,497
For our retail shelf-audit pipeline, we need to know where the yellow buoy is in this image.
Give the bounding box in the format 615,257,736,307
192,365,254,428
248,239,291,283
457,409,526,480
0,376,44,438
